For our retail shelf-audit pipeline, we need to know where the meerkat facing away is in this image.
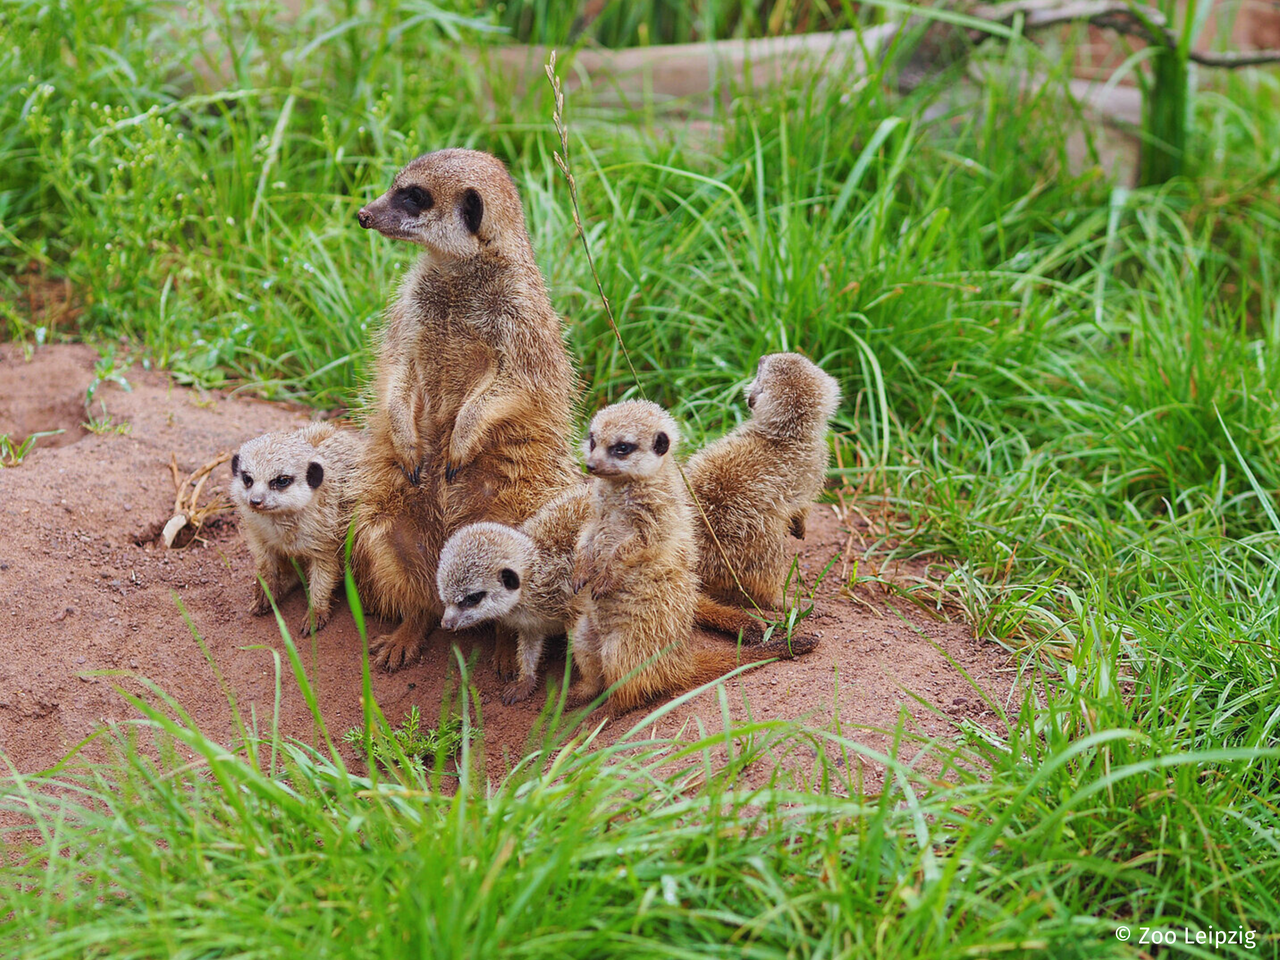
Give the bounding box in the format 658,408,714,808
351,148,579,673
570,401,817,713
230,422,365,635
438,482,782,706
687,353,841,609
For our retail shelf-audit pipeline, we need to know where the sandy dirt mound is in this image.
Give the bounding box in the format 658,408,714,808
0,344,1014,785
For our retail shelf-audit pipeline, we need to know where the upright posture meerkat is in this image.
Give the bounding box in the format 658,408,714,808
230,422,365,635
687,352,841,608
570,401,816,713
352,148,578,672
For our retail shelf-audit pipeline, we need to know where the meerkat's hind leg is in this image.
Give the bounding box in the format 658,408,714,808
371,608,439,671
566,617,605,707
297,556,342,636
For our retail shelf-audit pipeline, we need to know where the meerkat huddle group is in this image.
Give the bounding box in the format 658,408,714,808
229,148,841,712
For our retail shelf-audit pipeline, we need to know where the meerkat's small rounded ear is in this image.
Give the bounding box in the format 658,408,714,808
653,432,670,456
231,453,240,477
306,461,324,489
500,568,520,590
461,188,484,235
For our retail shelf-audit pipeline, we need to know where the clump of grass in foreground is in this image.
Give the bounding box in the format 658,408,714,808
2,583,1279,959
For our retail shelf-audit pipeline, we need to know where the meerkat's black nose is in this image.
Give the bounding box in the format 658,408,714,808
250,496,264,507
357,208,373,229
585,463,596,474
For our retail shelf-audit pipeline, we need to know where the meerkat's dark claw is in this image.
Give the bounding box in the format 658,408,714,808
445,462,459,483
399,461,425,487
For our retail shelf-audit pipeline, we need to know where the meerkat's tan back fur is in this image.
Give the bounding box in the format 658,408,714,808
687,353,841,609
572,402,816,713
230,422,365,634
351,148,578,671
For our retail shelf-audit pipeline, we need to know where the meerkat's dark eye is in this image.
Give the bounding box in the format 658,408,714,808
460,590,487,608
398,185,433,216
269,475,294,491
609,442,636,458
588,432,596,451
241,473,254,488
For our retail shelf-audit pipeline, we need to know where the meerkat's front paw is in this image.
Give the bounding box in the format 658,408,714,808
490,641,518,682
501,675,538,705
371,630,422,672
590,572,618,601
250,584,273,617
297,609,331,636
397,458,426,487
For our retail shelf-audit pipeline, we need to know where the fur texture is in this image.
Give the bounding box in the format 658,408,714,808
437,483,592,704
571,401,816,714
230,422,364,635
351,148,579,672
687,353,841,608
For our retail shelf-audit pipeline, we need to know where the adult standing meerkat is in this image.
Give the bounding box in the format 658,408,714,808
570,401,816,713
229,422,365,635
352,148,578,672
687,352,841,609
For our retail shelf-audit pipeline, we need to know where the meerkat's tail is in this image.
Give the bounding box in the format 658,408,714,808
695,594,769,643
695,594,823,654
687,629,819,688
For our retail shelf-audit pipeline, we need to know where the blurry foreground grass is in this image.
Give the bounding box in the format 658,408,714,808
2,0,1280,955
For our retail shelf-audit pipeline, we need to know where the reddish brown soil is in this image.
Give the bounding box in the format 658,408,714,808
0,344,1013,788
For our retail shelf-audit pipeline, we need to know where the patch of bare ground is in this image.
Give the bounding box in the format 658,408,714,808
0,344,1016,790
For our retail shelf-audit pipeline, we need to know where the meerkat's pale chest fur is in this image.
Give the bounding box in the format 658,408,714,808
350,148,579,673
230,422,364,635
687,352,841,608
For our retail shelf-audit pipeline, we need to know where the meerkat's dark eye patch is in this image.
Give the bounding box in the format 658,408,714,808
608,442,636,458
460,590,487,608
241,473,254,488
653,432,670,455
461,188,484,234
500,568,520,590
269,475,294,492
397,185,433,216
306,461,324,489
231,453,240,477
588,432,596,451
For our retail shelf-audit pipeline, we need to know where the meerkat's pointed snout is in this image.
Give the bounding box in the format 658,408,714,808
357,208,374,229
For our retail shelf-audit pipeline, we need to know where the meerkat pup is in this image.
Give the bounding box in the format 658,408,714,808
230,422,365,635
570,401,816,713
687,353,841,609
437,484,591,705
351,148,579,673
438,482,785,706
